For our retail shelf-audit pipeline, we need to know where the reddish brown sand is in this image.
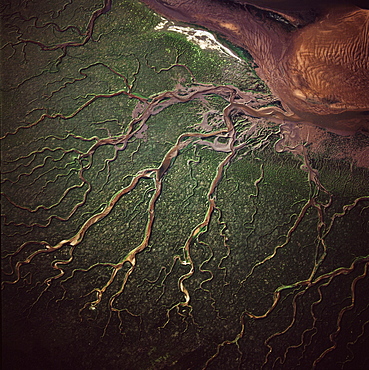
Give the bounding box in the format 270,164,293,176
141,0,369,134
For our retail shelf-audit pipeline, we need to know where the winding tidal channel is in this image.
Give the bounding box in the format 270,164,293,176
1,1,369,369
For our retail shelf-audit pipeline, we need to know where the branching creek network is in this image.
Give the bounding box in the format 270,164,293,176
1,1,368,369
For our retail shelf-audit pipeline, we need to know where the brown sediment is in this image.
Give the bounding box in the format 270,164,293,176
140,0,369,134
